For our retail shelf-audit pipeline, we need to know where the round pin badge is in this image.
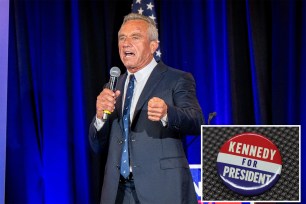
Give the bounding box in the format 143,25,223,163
216,132,282,196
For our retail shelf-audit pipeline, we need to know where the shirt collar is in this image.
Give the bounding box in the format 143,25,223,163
126,58,157,82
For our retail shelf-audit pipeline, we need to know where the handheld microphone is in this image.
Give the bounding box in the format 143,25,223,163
208,112,217,125
102,67,121,121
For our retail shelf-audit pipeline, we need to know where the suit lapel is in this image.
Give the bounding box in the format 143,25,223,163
131,62,167,125
115,73,127,138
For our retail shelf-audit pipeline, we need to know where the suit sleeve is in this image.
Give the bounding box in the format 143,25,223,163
166,72,204,135
88,116,110,153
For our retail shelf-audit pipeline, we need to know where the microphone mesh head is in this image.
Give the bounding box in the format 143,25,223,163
110,67,121,77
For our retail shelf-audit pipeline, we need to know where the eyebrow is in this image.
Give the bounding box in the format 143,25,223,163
131,33,142,37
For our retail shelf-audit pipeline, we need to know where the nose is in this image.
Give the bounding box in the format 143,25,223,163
123,43,130,48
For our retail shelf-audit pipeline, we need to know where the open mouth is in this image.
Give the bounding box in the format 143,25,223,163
124,51,135,57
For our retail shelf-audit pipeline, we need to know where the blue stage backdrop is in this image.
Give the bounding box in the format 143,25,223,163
6,0,305,203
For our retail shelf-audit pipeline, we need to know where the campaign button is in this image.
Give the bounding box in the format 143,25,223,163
216,132,282,196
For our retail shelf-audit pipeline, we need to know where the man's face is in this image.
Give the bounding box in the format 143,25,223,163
118,20,158,73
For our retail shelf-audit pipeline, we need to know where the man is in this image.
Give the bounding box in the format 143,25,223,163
89,13,203,204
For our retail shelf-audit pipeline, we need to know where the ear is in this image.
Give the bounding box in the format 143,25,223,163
150,40,159,54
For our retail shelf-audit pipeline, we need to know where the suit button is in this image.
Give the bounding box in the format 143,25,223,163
131,136,136,142
116,165,120,170
118,140,123,144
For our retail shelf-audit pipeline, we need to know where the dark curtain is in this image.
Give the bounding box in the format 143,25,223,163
6,1,131,203
6,0,305,203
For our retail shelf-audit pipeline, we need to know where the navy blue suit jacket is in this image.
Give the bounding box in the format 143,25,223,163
89,62,204,204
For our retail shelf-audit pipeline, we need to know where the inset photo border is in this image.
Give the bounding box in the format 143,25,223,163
201,125,300,202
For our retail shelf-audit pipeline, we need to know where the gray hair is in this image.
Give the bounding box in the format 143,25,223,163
122,13,159,42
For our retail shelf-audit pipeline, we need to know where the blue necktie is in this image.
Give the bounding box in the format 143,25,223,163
120,74,135,178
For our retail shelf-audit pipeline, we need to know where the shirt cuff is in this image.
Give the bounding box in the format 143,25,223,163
94,116,104,131
161,114,168,127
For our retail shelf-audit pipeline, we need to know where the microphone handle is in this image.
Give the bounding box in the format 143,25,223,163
102,76,118,121
108,76,117,91
102,111,110,121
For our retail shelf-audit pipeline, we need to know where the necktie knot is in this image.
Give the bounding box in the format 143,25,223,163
129,74,135,83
